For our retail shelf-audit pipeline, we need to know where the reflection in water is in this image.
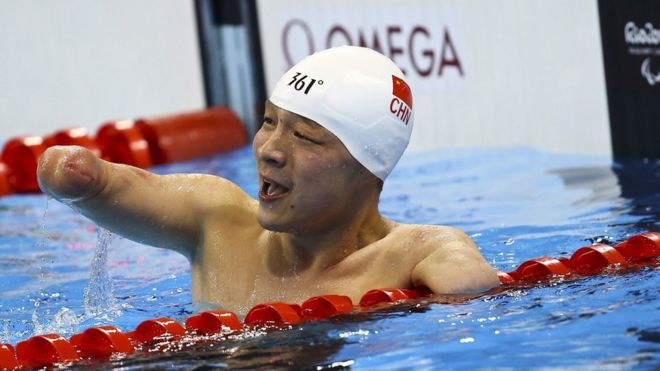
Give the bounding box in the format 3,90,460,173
612,160,660,233
550,166,621,205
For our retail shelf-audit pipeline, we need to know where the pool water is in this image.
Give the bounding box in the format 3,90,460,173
0,146,658,369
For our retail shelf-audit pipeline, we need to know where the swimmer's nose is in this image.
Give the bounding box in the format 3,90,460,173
256,130,287,167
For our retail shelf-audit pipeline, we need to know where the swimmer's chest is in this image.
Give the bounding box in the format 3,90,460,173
193,226,420,308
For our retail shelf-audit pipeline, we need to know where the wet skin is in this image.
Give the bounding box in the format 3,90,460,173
37,102,499,314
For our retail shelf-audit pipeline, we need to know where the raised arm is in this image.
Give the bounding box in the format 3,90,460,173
37,145,249,259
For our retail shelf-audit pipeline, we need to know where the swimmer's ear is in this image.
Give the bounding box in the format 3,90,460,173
376,179,384,192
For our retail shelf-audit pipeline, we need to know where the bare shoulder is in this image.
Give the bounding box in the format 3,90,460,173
389,223,499,294
388,223,477,257
186,174,257,227
178,174,255,210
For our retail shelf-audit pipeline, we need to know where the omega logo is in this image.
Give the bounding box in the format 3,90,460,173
281,19,464,78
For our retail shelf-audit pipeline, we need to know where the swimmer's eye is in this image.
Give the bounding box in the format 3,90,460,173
293,131,319,144
262,117,275,126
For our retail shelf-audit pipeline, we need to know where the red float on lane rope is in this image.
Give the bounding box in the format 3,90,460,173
615,232,660,261
301,295,353,320
44,128,102,157
1,136,48,193
568,244,627,275
0,107,248,200
244,303,302,327
0,162,12,196
69,325,134,358
95,120,152,168
15,334,79,368
185,310,242,335
497,270,515,284
131,317,186,344
135,107,247,165
0,343,17,370
359,288,412,307
290,304,303,318
507,257,571,282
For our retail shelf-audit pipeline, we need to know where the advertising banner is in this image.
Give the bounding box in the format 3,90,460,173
256,0,611,155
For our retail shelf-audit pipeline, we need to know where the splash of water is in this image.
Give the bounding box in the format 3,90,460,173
30,197,82,336
32,307,79,336
31,213,122,337
83,227,122,320
31,196,54,334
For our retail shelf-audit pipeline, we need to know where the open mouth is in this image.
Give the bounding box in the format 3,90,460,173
259,178,291,201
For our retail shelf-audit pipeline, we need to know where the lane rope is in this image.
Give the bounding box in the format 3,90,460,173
0,107,247,196
0,232,657,369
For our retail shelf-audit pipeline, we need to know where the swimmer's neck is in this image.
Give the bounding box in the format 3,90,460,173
269,206,394,274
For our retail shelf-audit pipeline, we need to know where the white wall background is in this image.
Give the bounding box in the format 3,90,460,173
0,0,205,140
256,0,612,156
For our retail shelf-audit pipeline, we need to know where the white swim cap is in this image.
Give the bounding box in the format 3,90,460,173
269,46,414,180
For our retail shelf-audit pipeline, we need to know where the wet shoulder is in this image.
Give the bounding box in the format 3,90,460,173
194,174,259,230
332,223,475,287
192,174,257,210
384,223,474,263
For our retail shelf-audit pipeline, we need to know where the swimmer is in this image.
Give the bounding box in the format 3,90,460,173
37,46,499,313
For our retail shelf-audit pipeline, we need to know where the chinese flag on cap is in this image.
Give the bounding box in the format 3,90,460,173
392,76,413,109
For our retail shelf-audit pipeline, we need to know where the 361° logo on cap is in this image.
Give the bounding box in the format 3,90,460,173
288,72,323,95
390,76,413,125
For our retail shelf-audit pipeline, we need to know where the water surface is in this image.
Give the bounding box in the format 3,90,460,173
0,147,658,369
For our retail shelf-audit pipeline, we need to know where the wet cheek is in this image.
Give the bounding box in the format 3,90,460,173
312,175,347,202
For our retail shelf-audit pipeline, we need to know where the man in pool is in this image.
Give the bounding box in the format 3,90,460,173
37,46,499,313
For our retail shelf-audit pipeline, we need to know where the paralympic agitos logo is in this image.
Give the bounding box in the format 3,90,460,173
623,21,660,87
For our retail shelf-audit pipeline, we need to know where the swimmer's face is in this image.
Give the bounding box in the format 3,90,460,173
252,101,377,234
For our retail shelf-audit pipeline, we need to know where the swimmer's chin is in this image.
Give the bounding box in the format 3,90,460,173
256,211,291,232
256,209,315,235
257,217,310,235
256,218,289,233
